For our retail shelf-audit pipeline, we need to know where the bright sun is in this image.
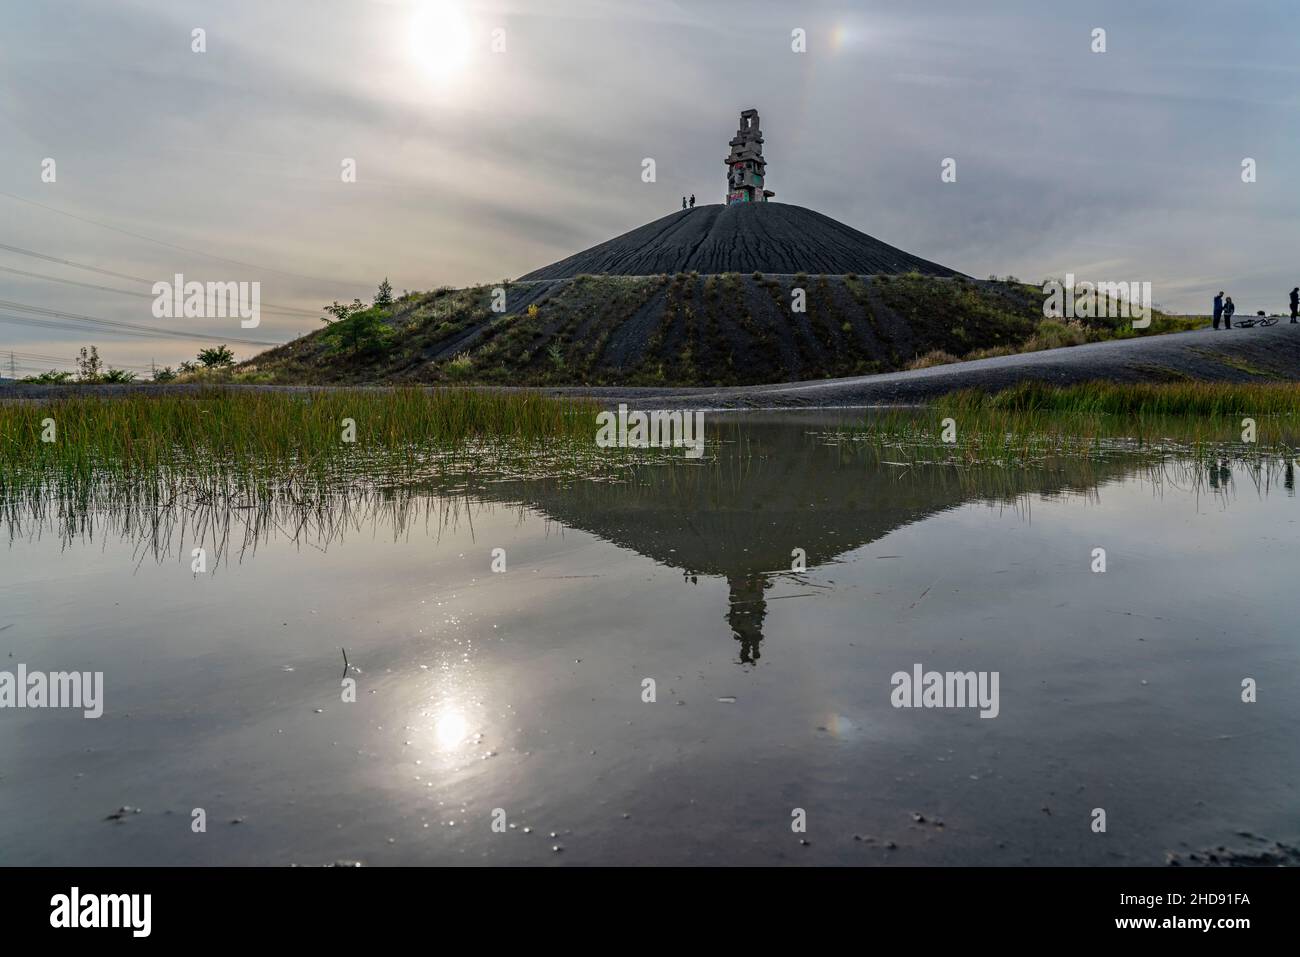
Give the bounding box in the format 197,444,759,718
409,0,475,84
433,710,469,750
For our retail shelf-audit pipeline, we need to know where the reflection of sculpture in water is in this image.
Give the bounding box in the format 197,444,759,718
725,573,769,664
8,414,1245,667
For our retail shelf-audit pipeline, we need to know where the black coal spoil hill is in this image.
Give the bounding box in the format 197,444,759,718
518,202,962,280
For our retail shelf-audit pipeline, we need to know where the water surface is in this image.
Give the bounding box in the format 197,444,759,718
2,413,1297,865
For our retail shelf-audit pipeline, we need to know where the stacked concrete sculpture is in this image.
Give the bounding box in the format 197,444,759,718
724,109,775,205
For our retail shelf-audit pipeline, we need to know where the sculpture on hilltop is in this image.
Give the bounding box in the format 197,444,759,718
725,109,775,205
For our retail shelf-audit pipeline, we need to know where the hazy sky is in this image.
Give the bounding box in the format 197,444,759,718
2,0,1298,373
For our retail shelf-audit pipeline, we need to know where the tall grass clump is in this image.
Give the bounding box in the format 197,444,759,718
832,380,1300,469
943,380,1300,418
0,387,624,507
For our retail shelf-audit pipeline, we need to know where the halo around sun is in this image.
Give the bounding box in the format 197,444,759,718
409,0,476,84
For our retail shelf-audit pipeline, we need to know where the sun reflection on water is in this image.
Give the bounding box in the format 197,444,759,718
433,709,469,750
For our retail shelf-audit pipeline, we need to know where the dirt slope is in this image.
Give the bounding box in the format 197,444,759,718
234,274,1070,386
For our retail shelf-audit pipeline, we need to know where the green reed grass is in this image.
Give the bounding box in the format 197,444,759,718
0,388,615,500
834,381,1300,468
941,380,1300,417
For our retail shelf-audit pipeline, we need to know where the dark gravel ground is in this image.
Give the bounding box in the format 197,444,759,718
528,320,1300,408
517,202,961,280
4,322,1296,408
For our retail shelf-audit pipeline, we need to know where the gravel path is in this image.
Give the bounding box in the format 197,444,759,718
4,322,1296,408
526,321,1300,408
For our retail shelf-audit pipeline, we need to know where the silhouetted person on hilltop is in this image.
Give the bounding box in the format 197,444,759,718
1213,291,1224,330
1290,287,1298,323
1223,296,1235,328
689,194,695,208
682,196,687,210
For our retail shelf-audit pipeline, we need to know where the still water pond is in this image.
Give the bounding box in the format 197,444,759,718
2,412,1297,865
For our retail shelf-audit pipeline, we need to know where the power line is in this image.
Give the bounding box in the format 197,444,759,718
6,363,152,380
5,349,82,363
0,308,276,347
0,313,164,341
3,347,76,361
0,251,327,317
0,190,372,291
0,265,150,299
0,296,277,340
5,350,157,370
0,313,202,343
8,362,70,374
0,241,153,285
0,299,279,346
4,343,206,378
3,349,155,372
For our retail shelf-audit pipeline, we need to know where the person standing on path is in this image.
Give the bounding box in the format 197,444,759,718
1223,296,1235,328
1290,287,1298,323
1213,291,1224,330
689,194,695,208
682,196,687,210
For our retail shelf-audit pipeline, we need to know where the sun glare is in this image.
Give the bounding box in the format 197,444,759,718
433,709,469,750
409,0,475,84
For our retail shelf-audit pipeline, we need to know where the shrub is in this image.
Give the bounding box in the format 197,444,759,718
964,345,1015,361
20,370,72,383
445,353,474,379
1023,319,1088,352
906,349,961,370
321,299,365,325
197,345,236,368
76,346,103,382
322,308,390,354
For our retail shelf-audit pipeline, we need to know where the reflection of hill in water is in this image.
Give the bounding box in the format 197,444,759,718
7,413,1152,666
471,416,1136,664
